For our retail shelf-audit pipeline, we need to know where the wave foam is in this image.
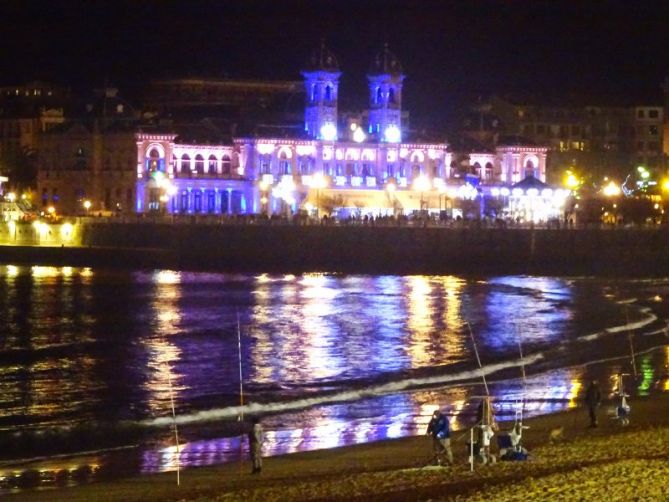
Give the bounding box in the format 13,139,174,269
143,353,544,428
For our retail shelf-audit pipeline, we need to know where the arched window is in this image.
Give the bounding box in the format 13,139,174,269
376,87,382,104
298,157,310,174
179,190,189,213
193,190,202,212
279,152,291,174
195,155,205,174
473,162,482,176
525,160,535,178
208,155,217,174
484,162,494,181
311,84,318,102
181,154,190,175
259,155,271,174
147,148,161,173
388,87,395,104
220,190,229,213
325,85,332,101
222,155,231,175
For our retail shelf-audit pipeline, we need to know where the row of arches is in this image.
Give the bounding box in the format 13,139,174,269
146,148,235,177
259,156,446,180
176,154,233,176
170,189,246,214
310,83,335,103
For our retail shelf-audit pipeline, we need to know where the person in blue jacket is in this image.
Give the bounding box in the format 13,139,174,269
426,409,454,466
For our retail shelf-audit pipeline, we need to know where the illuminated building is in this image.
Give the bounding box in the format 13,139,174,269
135,44,549,219
35,87,139,215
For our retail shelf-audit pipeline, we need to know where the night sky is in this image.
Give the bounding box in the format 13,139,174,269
3,0,669,125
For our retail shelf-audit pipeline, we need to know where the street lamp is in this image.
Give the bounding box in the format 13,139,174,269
258,179,270,216
413,174,431,215
310,172,328,219
83,199,91,215
565,170,580,189
385,179,398,216
602,181,621,198
273,176,296,219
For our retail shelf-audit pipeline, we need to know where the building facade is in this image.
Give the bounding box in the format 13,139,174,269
136,45,550,221
463,96,665,183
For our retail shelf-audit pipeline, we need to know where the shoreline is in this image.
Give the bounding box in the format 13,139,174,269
5,392,669,501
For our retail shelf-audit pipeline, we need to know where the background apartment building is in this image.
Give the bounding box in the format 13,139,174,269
461,96,665,183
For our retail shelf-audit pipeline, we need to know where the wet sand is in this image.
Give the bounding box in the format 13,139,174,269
5,392,669,501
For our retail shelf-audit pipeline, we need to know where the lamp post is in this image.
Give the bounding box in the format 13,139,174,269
310,172,328,219
386,179,397,216
273,176,296,219
413,174,431,216
258,179,270,216
83,199,91,216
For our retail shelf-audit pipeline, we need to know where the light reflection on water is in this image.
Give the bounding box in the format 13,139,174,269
1,266,668,479
143,270,183,415
141,366,592,474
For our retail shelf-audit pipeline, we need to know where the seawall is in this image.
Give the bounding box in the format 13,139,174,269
1,221,669,276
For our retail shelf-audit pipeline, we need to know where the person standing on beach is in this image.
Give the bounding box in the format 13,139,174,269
426,409,453,466
249,417,264,474
585,380,602,428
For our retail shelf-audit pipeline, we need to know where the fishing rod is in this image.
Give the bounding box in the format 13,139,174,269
625,305,638,378
466,321,489,396
466,320,491,472
166,365,181,487
516,324,527,423
237,311,244,421
236,310,246,478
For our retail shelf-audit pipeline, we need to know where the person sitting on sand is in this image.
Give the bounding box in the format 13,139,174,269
248,417,264,474
426,409,453,466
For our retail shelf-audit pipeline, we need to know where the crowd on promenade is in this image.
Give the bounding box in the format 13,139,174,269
70,211,669,231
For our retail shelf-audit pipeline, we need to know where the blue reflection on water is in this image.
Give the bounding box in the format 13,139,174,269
1,266,668,480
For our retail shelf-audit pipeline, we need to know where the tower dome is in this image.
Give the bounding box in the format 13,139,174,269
304,40,340,73
367,44,405,142
369,44,403,76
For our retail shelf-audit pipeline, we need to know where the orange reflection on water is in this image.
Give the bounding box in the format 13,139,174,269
439,276,466,361
6,265,18,278
664,347,669,391
144,270,183,414
31,266,61,278
567,379,582,409
407,276,435,368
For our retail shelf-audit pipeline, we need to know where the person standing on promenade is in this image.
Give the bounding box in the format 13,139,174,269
426,409,453,466
249,417,264,474
585,380,602,428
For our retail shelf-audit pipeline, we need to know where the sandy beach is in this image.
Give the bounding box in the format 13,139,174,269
5,392,669,501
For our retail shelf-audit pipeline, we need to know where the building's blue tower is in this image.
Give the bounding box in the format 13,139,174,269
302,42,341,141
367,44,405,143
